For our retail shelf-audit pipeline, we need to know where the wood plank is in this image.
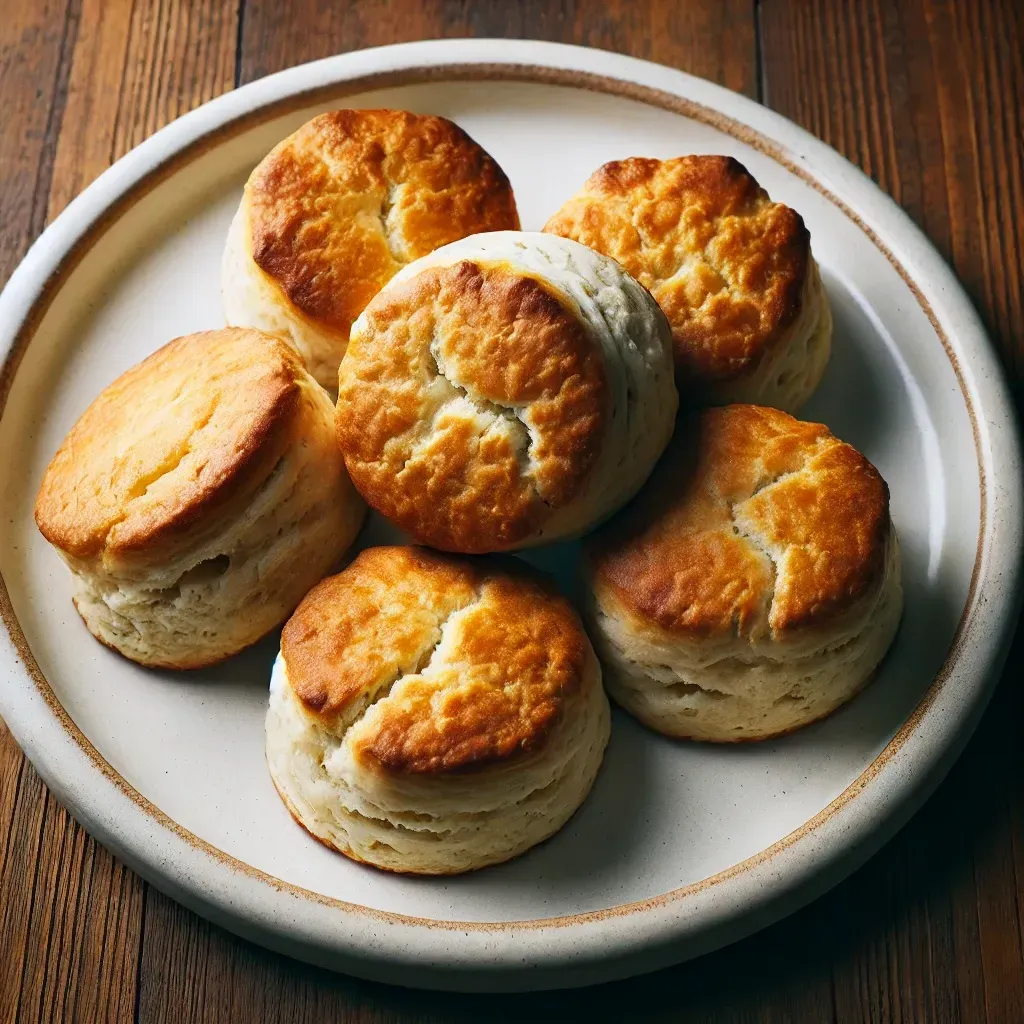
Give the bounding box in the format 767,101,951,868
760,0,1024,380
237,0,757,97
45,0,134,221
0,720,47,1022
47,0,238,220
12,794,144,1024
111,0,236,159
0,0,76,288
44,0,133,220
1,716,141,1023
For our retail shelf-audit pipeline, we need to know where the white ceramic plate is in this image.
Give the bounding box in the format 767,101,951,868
0,40,1021,993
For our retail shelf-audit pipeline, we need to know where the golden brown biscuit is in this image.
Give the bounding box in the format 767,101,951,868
544,156,832,410
583,404,902,741
35,328,365,668
264,546,611,874
335,231,677,553
223,109,520,388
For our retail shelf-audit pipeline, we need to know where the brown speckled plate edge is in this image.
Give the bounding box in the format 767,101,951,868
0,40,1020,991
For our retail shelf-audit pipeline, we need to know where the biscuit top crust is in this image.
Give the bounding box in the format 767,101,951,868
281,546,592,774
586,404,891,638
544,155,810,386
35,328,306,561
246,109,520,341
335,259,608,552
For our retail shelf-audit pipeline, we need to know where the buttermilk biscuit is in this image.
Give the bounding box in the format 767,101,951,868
222,109,520,389
335,231,678,553
583,405,901,741
544,156,832,411
265,546,610,874
34,328,365,669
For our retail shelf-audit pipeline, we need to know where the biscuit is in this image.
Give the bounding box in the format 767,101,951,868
223,109,520,389
335,231,678,553
544,156,832,410
265,546,610,874
34,328,365,668
583,405,902,741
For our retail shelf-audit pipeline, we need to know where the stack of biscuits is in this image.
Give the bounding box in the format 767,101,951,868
35,110,902,875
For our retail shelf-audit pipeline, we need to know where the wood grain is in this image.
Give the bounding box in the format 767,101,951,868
0,0,75,288
237,0,758,97
760,0,1024,392
48,0,237,220
0,0,1022,1020
44,0,134,222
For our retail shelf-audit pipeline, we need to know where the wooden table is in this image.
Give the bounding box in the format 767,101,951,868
2,2,1022,1020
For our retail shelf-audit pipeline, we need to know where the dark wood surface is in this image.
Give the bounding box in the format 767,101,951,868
1,1,1022,1020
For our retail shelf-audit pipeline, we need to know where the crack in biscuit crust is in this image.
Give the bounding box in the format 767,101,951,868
280,546,591,774
266,545,612,873
336,260,609,552
587,405,891,640
544,155,813,388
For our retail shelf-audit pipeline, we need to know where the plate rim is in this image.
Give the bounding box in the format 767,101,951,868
0,38,1020,988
